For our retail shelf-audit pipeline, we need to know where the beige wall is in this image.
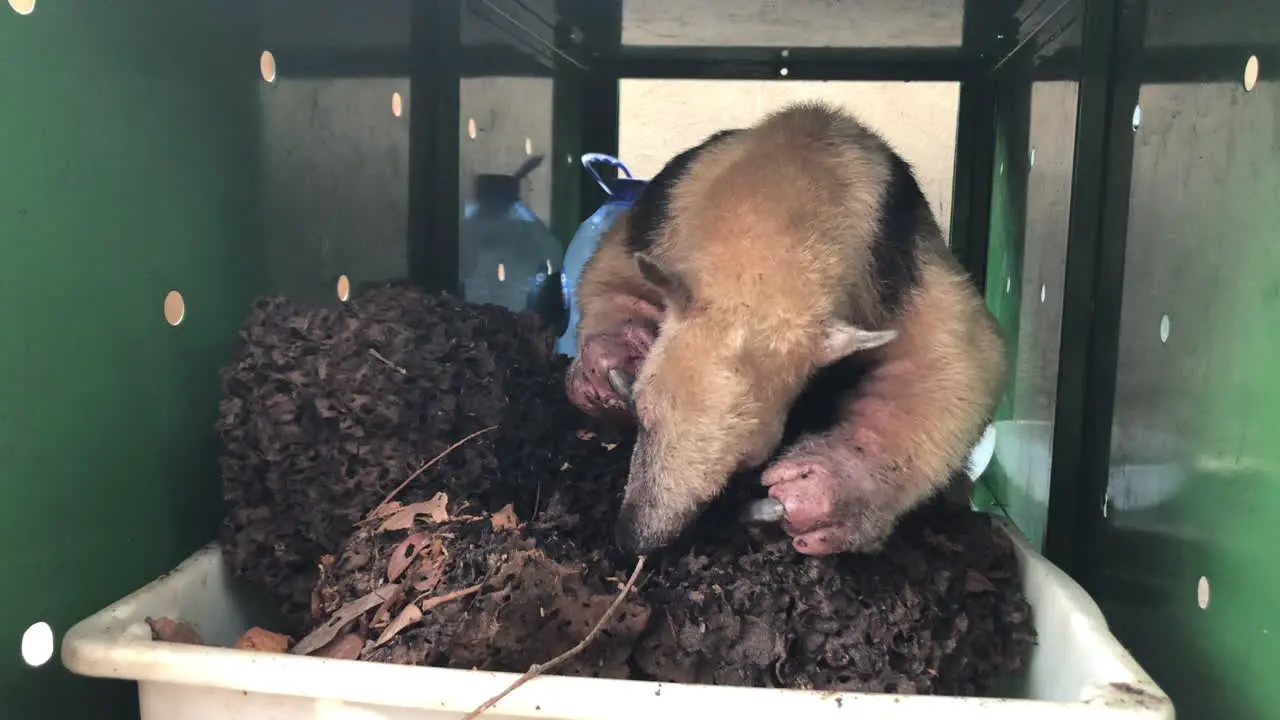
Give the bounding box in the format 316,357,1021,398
618,79,961,240
620,0,964,48
460,77,555,223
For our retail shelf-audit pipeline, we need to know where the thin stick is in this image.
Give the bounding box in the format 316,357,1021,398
458,556,648,720
369,426,497,514
368,348,408,374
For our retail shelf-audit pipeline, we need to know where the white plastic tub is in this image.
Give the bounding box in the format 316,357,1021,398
61,515,1174,720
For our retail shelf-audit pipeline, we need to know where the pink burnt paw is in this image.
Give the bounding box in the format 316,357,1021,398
565,323,655,422
761,440,896,556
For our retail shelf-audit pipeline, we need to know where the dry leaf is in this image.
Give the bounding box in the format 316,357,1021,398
603,443,618,451
420,583,484,612
235,627,291,653
371,582,407,629
576,430,597,441
373,604,424,648
410,542,448,594
377,492,450,532
387,531,432,583
314,633,365,660
292,585,400,656
490,503,519,532
369,501,405,520
965,569,997,594
379,510,415,532
368,585,485,655
146,617,204,645
414,570,444,594
420,491,451,521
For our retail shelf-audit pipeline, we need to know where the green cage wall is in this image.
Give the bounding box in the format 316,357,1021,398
1,0,1276,718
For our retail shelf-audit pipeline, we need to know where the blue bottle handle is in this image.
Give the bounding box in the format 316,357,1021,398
581,153,633,197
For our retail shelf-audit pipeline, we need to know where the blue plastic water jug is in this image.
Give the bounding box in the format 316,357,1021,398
459,155,566,333
556,154,649,356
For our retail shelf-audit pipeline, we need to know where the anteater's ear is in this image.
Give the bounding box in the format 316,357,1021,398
636,254,693,311
817,321,898,367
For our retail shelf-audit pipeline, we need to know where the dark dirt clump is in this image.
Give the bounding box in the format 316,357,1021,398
217,284,1037,697
217,286,580,629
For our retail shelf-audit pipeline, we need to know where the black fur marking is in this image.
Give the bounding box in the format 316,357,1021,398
780,352,877,446
625,129,742,255
869,152,927,314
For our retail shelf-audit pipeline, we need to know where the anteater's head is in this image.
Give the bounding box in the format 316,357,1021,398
611,256,896,555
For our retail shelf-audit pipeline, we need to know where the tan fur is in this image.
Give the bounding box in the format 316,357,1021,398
656,103,900,332
832,253,1007,521
601,101,1006,552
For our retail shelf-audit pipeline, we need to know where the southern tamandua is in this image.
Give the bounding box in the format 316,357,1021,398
564,101,1007,556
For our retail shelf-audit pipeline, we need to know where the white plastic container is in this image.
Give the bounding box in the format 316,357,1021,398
61,516,1174,720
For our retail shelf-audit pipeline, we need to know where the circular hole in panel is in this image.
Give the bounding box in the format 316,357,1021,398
467,118,477,140
1159,314,1170,343
336,275,351,302
164,290,186,326
392,92,403,117
260,51,276,82
779,67,790,77
524,137,533,155
1029,146,1037,167
9,0,35,15
497,263,506,282
1244,55,1259,91
1040,284,1046,303
21,622,53,667
1132,105,1142,131
1197,576,1210,609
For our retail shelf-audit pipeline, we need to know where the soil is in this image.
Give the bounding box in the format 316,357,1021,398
217,284,1036,697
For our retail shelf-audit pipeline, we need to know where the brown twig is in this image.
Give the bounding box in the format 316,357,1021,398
369,426,497,515
458,555,648,720
367,348,408,375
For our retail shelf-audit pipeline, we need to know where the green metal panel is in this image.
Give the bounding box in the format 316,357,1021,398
0,2,263,717
975,2,1083,553
947,0,1020,286
976,0,1280,716
974,106,1024,526
1081,0,1280,716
